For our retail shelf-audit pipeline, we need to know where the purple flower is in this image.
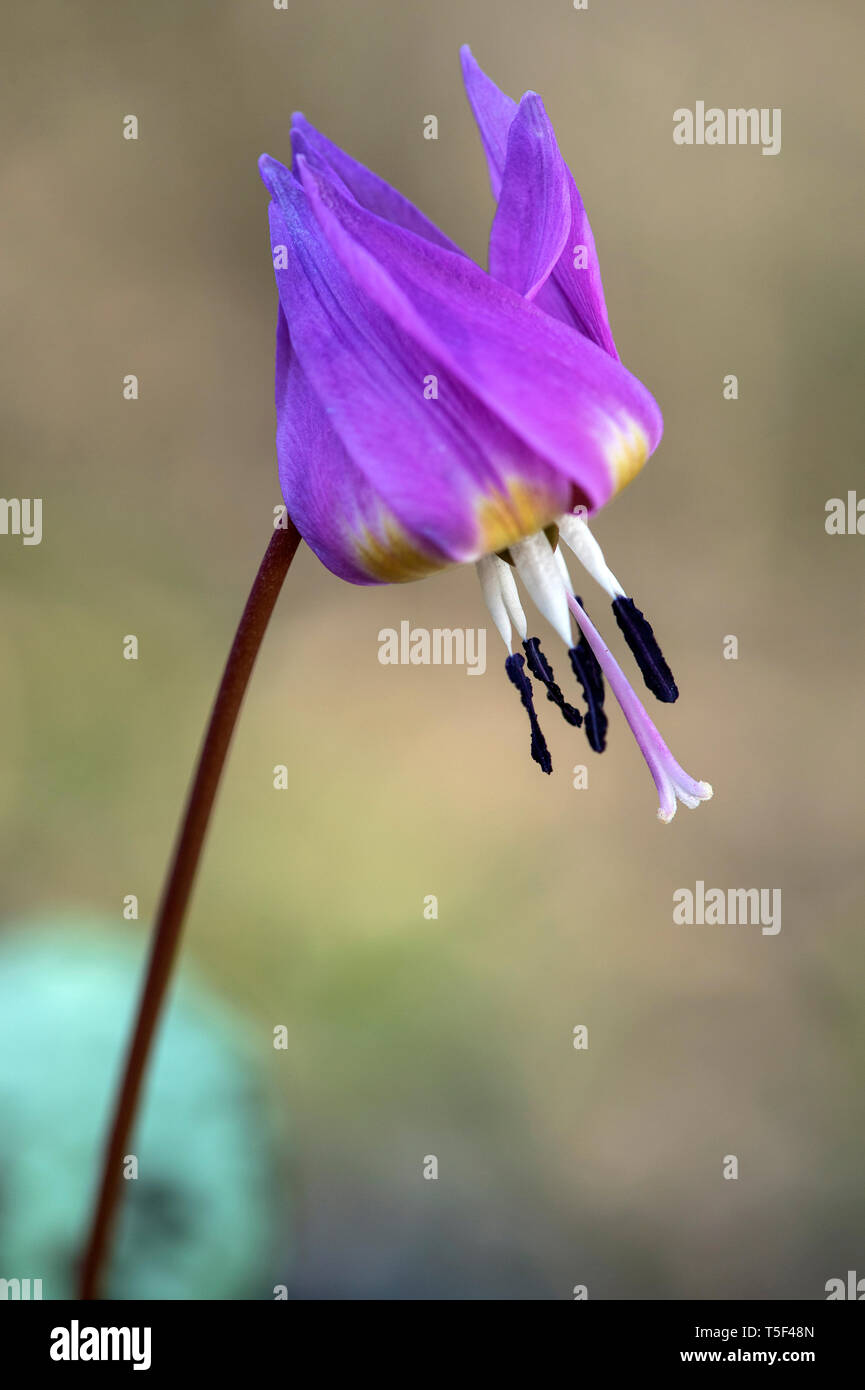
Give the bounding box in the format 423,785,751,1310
259,47,712,822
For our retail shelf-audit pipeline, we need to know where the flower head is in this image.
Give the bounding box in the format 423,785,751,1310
259,47,712,822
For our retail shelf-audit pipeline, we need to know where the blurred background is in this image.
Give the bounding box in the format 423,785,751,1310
1,0,863,1298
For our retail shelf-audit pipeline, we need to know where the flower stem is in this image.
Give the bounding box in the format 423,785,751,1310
77,521,302,1299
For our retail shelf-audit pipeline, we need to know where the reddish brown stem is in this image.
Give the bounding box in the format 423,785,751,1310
78,521,302,1299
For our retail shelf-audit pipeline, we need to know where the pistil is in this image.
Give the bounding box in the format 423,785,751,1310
566,592,711,821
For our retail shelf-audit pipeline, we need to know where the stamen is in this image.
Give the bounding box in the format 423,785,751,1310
476,554,528,652
523,637,582,727
511,534,573,647
557,514,680,704
567,593,712,822
498,557,528,642
505,653,552,775
558,512,625,599
567,599,608,753
612,597,679,703
476,555,513,651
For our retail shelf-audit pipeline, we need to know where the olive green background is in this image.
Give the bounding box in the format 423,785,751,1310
1,0,863,1297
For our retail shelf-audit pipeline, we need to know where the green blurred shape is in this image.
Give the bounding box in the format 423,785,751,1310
0,915,286,1300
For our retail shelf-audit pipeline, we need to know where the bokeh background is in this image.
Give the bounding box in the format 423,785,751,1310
1,0,863,1298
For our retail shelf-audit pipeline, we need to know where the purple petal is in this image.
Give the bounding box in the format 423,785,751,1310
533,170,619,357
261,170,573,582
273,308,444,585
489,92,571,300
295,155,663,516
459,45,517,199
461,47,618,356
288,114,465,255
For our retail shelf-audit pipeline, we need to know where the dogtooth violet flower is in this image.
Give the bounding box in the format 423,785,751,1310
259,47,712,823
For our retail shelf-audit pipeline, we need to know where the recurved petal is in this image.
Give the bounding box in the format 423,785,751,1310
288,114,465,255
533,170,619,357
488,92,571,301
460,45,518,199
262,172,573,581
462,47,618,356
296,155,663,516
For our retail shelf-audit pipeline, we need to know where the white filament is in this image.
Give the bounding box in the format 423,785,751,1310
557,513,626,600
497,557,527,641
511,533,573,647
476,554,512,651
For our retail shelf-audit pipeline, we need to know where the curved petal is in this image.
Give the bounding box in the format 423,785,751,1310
533,170,619,357
293,154,663,515
273,309,440,585
461,46,618,356
459,45,517,200
488,92,571,301
261,166,573,582
288,114,465,255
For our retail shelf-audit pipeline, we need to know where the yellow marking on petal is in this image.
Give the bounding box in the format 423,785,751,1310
352,477,567,583
475,478,566,557
353,513,447,583
607,420,650,495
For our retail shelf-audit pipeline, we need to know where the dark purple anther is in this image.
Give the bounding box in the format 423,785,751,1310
523,637,582,727
505,653,553,774
612,596,679,703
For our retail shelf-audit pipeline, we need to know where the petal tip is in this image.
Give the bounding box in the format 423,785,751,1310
459,44,494,93
258,153,284,192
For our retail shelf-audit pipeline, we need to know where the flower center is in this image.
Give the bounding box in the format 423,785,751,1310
476,520,713,822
